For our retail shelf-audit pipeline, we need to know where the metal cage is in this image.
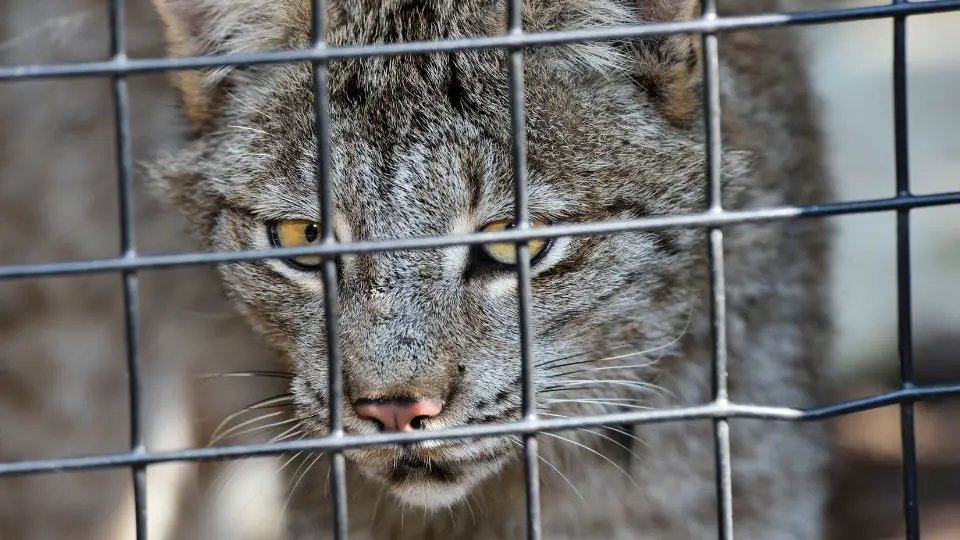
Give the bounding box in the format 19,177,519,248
2,1,960,539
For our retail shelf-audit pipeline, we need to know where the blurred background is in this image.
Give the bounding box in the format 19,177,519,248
798,1,960,538
0,1,957,539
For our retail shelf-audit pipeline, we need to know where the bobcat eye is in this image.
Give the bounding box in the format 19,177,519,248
268,219,322,269
479,218,551,266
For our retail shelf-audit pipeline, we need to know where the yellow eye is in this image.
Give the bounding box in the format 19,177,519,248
269,219,322,268
479,218,551,265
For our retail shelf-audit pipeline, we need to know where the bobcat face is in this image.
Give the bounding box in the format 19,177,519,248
148,0,749,509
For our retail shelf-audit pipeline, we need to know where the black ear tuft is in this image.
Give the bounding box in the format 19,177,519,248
151,0,225,131
150,0,308,131
630,0,702,128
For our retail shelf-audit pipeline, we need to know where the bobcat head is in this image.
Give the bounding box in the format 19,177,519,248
147,0,752,509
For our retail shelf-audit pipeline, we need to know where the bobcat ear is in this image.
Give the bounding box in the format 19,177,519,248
632,0,703,128
150,0,308,131
152,0,225,131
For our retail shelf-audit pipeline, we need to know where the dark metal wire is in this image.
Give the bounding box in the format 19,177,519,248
107,0,147,538
309,1,348,537
1,191,959,281
699,1,733,537
891,2,920,538
2,2,960,540
3,1,960,81
505,1,542,538
3,383,959,478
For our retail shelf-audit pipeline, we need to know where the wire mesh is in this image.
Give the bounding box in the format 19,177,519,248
2,2,960,540
307,0,350,536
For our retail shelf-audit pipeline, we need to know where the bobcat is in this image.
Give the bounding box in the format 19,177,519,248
145,0,835,538
4,0,835,538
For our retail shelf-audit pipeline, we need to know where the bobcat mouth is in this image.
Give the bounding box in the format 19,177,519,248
349,445,512,509
388,454,461,484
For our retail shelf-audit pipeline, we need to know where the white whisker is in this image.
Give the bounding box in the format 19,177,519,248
269,424,305,444
281,451,325,524
210,411,290,445
543,306,694,377
544,398,653,411
536,341,638,369
370,488,385,527
210,434,306,515
209,396,293,442
527,447,584,502
554,378,664,394
560,357,659,374
572,344,667,368
546,397,649,404
199,372,293,381
539,432,640,490
463,488,477,525
538,411,651,453
278,451,306,475
228,124,268,134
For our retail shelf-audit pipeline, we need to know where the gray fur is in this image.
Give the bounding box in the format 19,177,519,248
147,0,834,538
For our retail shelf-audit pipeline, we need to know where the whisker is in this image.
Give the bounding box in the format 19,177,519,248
370,487,385,527
269,424,305,444
538,307,694,372
197,371,294,381
281,451,325,524
540,384,607,395
212,417,300,446
277,451,306,476
546,396,647,403
601,425,651,451
551,378,665,394
510,437,585,503
227,124,268,135
209,411,287,445
539,342,664,376
209,433,306,514
546,322,689,378
543,398,654,411
539,432,641,490
535,341,639,369
463,488,477,525
538,411,650,453
208,394,294,442
287,451,321,491
550,356,660,379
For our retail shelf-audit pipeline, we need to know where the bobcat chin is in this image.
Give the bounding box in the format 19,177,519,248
147,0,834,538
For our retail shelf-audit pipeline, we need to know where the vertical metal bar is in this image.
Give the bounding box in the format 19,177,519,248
700,1,733,538
108,0,147,538
892,1,919,538
310,1,348,538
506,1,541,539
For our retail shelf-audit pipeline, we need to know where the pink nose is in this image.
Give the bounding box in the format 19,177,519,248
353,398,442,432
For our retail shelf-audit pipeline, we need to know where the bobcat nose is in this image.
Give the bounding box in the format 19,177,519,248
352,397,442,432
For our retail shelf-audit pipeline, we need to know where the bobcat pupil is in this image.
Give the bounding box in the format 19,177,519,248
303,223,318,243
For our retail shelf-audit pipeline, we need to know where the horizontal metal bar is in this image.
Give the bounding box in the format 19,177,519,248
1,382,957,478
1,1,959,81
1,190,957,280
